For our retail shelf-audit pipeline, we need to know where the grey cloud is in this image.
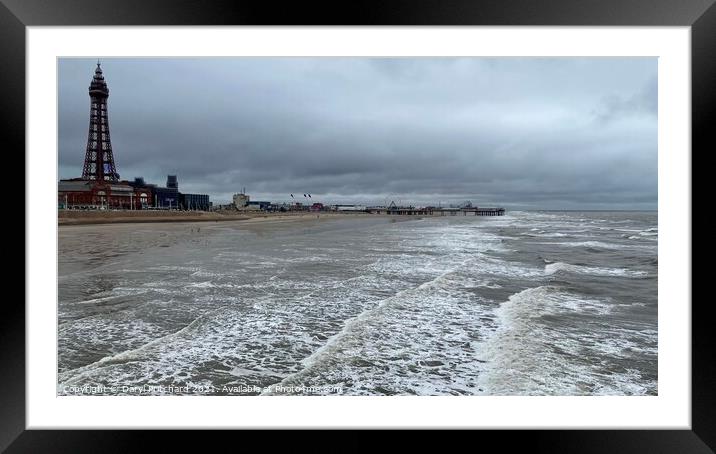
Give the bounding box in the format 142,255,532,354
59,57,657,209
593,75,658,123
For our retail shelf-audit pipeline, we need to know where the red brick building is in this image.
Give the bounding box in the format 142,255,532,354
58,178,150,210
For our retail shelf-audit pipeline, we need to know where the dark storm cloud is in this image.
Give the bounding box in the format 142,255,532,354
58,57,657,209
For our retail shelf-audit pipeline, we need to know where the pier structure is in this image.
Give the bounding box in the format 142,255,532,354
366,206,505,216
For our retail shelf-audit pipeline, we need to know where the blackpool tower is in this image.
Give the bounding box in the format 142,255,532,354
81,62,119,181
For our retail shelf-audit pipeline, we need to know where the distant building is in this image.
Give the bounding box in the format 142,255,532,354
58,178,143,210
127,177,155,209
58,179,95,209
334,204,366,212
153,186,179,209
247,201,271,211
310,202,324,212
131,175,210,210
233,193,250,208
180,193,210,211
289,202,308,211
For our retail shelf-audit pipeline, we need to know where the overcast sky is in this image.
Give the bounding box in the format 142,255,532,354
58,58,657,209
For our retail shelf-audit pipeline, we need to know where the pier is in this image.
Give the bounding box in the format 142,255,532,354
367,207,505,216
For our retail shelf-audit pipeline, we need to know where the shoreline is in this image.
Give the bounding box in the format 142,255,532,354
57,210,380,226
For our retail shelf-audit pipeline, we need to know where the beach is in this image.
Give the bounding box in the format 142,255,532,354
58,209,376,226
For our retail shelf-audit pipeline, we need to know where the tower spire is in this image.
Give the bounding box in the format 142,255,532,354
82,61,119,181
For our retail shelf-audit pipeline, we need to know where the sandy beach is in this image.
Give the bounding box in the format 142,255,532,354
57,211,391,278
58,209,377,226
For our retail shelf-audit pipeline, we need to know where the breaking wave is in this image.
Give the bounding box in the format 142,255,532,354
545,262,648,278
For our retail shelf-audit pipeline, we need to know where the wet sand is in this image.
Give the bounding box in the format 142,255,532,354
57,212,388,277
58,210,376,226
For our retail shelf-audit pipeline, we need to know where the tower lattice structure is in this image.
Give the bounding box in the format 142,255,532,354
81,62,119,181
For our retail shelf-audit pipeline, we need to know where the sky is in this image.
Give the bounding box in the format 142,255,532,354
58,57,657,209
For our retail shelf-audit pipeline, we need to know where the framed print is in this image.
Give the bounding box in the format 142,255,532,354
7,0,711,450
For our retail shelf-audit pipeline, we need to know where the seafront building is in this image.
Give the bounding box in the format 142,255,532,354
57,62,211,211
233,192,250,209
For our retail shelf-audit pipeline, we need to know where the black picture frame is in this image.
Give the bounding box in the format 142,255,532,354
5,0,709,450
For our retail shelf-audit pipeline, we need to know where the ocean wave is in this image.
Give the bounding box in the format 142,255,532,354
524,232,572,238
186,281,216,289
628,235,657,242
63,288,150,306
541,240,626,250
545,262,647,278
473,286,657,395
503,286,615,317
260,267,470,395
59,310,218,386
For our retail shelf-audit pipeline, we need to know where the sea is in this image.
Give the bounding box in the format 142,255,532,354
57,211,658,396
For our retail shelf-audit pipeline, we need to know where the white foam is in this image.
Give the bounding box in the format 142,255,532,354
504,286,615,316
473,286,657,395
186,281,215,289
261,268,463,395
545,262,648,278
528,232,570,238
546,241,625,250
59,310,218,386
64,294,124,306
229,367,285,378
